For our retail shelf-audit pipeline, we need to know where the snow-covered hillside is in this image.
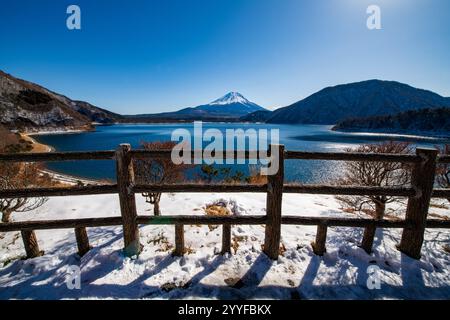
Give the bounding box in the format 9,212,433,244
0,193,449,299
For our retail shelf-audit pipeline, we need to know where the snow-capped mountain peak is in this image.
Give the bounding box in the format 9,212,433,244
210,92,250,105
139,91,267,119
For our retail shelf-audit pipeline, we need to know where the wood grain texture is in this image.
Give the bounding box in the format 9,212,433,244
75,227,91,257
263,144,284,260
311,224,327,256
116,144,141,257
399,148,438,259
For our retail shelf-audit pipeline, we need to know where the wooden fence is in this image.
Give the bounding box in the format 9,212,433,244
0,144,450,261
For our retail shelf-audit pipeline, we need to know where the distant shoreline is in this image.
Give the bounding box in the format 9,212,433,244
23,122,450,143
332,127,450,141
22,131,102,185
27,128,89,136
20,133,54,152
40,167,105,185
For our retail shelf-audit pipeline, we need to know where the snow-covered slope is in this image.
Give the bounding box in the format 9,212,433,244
177,92,266,117
1,193,449,299
210,92,252,105
209,92,262,110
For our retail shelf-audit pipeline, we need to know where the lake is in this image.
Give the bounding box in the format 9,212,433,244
33,123,449,183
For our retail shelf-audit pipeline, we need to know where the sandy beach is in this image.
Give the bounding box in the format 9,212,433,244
20,133,53,153
20,132,101,186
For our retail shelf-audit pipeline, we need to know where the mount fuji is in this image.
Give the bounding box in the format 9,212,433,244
128,92,267,121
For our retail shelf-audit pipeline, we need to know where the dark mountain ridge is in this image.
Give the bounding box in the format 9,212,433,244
267,79,450,124
239,110,273,122
332,107,450,136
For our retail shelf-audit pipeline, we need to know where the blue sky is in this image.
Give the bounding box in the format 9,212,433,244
1,0,449,114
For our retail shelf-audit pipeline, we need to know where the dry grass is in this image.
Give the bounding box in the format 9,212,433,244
247,174,267,185
279,243,287,256
361,209,376,217
204,204,230,231
231,237,240,253
204,205,230,217
429,212,450,220
173,245,196,255
183,245,196,255
430,202,449,210
231,235,249,254
341,207,356,214
247,165,268,185
231,236,248,254
443,244,450,254
260,243,287,256
148,232,174,252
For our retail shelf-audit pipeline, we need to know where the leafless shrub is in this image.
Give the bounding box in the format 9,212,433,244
436,144,450,203
0,127,53,222
335,141,413,220
134,141,193,215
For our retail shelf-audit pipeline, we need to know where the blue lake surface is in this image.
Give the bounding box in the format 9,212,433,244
33,123,449,183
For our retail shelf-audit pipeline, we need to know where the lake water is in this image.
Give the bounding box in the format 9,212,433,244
33,123,449,183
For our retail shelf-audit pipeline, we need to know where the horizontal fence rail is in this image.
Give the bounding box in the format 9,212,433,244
3,149,448,163
1,215,449,233
0,184,423,199
131,149,265,160
282,216,450,228
285,150,423,163
0,215,268,232
0,217,124,232
438,155,450,163
283,185,415,197
0,150,115,162
0,185,119,198
0,143,449,261
133,184,267,193
432,188,450,198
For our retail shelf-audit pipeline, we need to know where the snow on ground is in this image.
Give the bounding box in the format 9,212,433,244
0,193,449,299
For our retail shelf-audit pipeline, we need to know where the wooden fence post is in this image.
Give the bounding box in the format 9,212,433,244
398,148,438,259
21,230,42,258
75,227,91,257
360,222,376,254
116,144,142,257
221,224,231,254
264,144,284,260
311,223,327,256
174,224,184,256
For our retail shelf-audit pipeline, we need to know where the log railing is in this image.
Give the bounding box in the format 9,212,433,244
0,145,449,260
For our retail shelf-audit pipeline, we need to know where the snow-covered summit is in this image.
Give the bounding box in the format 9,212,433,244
170,92,266,117
133,92,267,120
210,92,251,105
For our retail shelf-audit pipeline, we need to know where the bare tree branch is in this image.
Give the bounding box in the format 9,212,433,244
134,141,193,215
335,141,412,219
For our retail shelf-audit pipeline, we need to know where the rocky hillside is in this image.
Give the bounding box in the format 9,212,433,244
0,70,121,132
267,80,450,124
332,107,450,136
